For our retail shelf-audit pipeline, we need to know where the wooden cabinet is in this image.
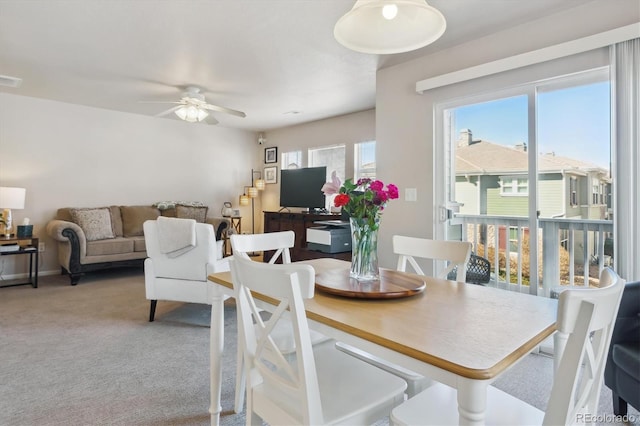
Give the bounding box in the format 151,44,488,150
263,211,351,262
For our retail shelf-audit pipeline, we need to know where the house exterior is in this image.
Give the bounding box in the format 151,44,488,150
455,129,611,220
454,129,613,264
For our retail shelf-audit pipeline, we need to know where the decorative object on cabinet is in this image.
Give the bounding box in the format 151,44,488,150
221,202,234,217
0,187,26,238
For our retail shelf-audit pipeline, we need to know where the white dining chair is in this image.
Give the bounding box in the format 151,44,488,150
229,255,407,425
336,235,472,398
230,231,330,413
389,267,625,426
393,235,472,282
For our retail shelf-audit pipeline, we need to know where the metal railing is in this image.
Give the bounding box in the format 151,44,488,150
454,214,614,297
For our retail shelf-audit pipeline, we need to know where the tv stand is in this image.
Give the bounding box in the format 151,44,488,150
263,211,351,262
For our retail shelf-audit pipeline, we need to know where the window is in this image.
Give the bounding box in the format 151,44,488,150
282,150,302,169
500,176,528,196
570,177,578,206
592,178,599,205
308,145,346,183
355,141,376,179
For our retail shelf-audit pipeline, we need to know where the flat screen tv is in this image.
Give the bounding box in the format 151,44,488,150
280,166,327,209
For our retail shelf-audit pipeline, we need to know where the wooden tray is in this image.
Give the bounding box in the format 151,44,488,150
315,268,425,299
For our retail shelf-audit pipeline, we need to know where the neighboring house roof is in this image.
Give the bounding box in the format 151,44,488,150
455,140,609,179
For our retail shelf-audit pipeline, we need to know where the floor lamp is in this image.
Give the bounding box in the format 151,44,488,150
239,169,265,254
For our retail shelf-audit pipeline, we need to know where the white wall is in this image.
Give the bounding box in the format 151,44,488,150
375,0,638,269
0,93,256,275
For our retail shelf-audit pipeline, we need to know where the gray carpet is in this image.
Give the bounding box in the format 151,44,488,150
0,269,637,426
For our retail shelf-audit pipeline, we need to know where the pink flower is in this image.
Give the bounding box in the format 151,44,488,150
386,184,399,199
370,180,384,191
374,190,389,204
321,171,342,196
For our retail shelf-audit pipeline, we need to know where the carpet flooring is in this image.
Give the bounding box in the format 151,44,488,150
0,269,637,426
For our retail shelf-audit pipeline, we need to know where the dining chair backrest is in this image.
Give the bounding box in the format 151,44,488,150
230,230,294,264
544,267,625,425
393,235,472,282
229,255,323,424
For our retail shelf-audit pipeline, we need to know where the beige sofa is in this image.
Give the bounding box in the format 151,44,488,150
46,204,229,285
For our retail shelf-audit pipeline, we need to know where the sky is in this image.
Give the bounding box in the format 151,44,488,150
454,81,611,169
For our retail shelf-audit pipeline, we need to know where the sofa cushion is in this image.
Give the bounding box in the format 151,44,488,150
176,205,208,223
121,206,160,237
131,236,147,252
86,238,134,256
70,208,115,241
110,205,123,237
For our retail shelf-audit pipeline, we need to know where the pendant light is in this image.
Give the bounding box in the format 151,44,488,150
334,0,446,54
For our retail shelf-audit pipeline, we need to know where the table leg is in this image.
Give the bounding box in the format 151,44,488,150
457,378,488,425
209,291,225,426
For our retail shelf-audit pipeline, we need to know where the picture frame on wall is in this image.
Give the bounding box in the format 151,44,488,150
265,147,278,164
264,166,278,184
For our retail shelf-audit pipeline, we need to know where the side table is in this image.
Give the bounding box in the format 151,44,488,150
222,217,242,257
0,236,39,288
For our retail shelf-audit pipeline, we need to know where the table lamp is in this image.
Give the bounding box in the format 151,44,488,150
0,187,26,238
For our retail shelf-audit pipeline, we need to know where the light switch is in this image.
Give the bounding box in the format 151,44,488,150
405,188,417,202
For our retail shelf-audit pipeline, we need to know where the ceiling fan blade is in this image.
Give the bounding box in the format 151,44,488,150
204,115,219,125
201,103,246,118
139,101,182,104
155,105,181,117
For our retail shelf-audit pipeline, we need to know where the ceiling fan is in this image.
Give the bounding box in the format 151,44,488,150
141,86,246,125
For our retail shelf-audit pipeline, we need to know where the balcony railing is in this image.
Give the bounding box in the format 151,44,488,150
453,214,614,297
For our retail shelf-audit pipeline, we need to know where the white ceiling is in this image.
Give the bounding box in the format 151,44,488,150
0,0,593,131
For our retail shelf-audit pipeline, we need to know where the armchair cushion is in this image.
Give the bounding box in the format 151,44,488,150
613,343,640,381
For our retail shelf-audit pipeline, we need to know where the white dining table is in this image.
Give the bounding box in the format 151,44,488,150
207,258,558,426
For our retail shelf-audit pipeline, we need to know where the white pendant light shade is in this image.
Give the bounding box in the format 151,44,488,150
254,179,265,191
239,194,250,206
334,0,446,54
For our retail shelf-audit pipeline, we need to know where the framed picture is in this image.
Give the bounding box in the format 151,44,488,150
265,147,278,164
264,166,278,184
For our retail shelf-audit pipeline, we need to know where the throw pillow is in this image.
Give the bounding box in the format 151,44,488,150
120,206,160,237
176,205,208,223
70,208,115,241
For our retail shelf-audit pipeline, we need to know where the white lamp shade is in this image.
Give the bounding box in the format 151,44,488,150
334,0,446,54
255,179,265,191
248,187,258,198
239,194,250,206
0,187,26,209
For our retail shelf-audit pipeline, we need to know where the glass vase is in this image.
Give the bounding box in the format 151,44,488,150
349,217,380,281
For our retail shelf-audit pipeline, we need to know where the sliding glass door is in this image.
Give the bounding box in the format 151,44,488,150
436,68,612,296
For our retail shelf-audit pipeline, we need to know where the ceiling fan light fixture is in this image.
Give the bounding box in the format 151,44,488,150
175,105,209,123
334,0,446,54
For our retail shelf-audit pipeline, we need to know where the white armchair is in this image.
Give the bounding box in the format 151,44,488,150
143,218,229,322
